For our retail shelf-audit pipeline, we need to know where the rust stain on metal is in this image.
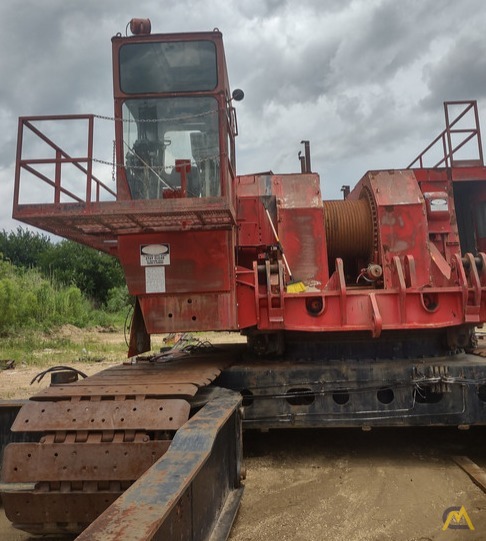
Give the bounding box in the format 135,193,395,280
2,441,170,482
2,492,120,526
33,383,198,399
77,390,242,541
1,351,236,536
11,399,190,432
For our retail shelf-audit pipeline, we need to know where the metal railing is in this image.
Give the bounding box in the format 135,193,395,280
13,115,116,210
407,101,484,169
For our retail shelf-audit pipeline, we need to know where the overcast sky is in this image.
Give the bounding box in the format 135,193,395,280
1,0,486,233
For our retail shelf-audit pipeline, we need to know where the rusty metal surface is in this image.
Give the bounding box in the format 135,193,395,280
1,349,239,536
217,348,486,429
2,440,170,482
0,401,28,454
77,388,243,541
2,491,120,527
140,293,240,334
77,373,220,386
8,26,486,540
15,195,235,254
29,354,231,400
11,399,190,432
33,383,198,399
81,356,231,384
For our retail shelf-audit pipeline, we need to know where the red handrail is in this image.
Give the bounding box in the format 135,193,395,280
407,101,484,169
13,115,116,210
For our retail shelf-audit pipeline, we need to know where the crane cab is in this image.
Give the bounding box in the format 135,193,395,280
111,27,239,202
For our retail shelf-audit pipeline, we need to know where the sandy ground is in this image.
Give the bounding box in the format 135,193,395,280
230,428,486,541
0,329,486,540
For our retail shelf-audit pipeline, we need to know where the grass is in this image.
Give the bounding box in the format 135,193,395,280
0,257,132,335
0,327,129,367
0,258,133,367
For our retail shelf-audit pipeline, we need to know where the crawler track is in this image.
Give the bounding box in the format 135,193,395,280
1,352,235,535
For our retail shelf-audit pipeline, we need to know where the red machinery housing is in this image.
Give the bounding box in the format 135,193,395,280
11,24,486,426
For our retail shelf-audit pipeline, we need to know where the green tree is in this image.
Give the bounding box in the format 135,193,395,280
0,228,127,306
0,254,96,332
0,227,52,268
39,241,125,305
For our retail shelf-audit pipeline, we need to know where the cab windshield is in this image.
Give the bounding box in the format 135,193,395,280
119,40,217,93
122,97,220,199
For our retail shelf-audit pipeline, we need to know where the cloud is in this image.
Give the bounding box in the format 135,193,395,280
1,0,486,227
422,33,486,111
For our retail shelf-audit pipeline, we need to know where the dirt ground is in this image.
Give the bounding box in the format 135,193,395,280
1,329,486,541
0,327,245,399
230,428,486,541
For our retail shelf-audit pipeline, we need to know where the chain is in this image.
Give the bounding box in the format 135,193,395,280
93,153,220,172
94,109,217,124
112,140,116,182
87,111,219,175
